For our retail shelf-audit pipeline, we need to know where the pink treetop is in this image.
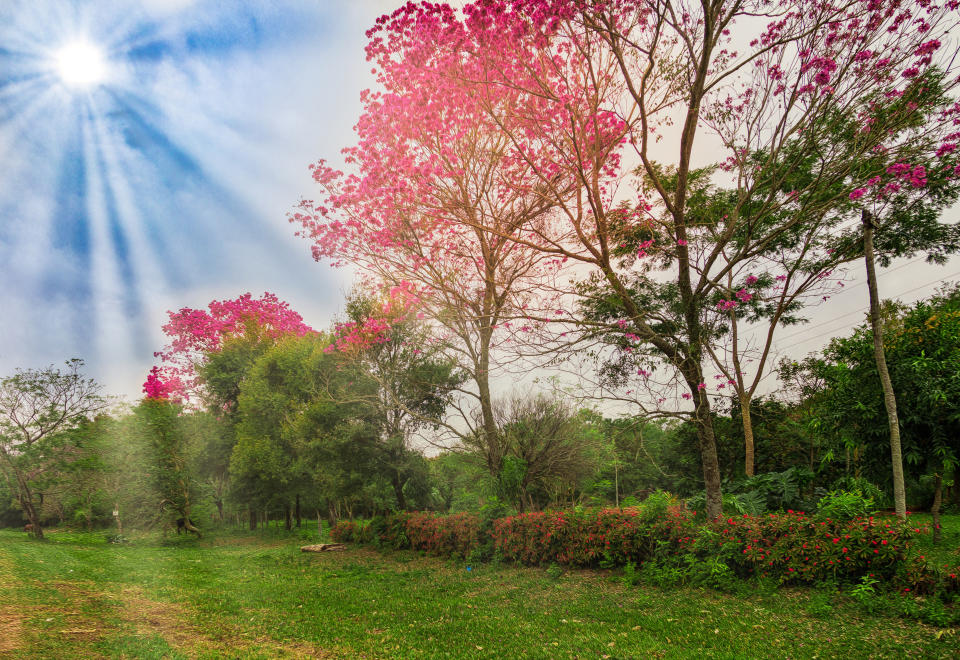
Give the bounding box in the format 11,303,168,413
153,292,315,402
142,366,179,401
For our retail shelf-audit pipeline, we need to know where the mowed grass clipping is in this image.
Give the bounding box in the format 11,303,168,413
0,528,958,659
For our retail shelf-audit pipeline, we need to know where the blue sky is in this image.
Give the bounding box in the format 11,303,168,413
0,0,393,399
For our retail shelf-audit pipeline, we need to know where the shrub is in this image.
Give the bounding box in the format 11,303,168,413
330,507,943,594
330,520,364,543
404,512,481,558
816,489,877,520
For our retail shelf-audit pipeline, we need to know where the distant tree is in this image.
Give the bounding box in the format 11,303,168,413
138,368,201,536
339,292,464,510
465,394,601,512
785,286,960,526
230,334,381,527
155,292,315,403
0,360,105,538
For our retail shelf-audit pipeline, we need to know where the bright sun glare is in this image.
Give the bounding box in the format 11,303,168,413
54,40,107,88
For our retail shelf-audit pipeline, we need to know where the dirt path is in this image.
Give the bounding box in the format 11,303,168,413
0,548,23,653
116,586,330,658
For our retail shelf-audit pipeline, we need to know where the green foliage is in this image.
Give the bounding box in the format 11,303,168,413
816,490,877,521
135,398,200,534
850,574,881,611
638,490,677,522
789,285,960,503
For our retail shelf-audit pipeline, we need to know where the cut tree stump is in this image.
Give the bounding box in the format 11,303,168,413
300,543,346,553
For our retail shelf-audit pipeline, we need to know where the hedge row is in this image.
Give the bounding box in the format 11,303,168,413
331,507,958,591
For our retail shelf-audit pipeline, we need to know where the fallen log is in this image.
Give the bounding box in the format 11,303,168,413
300,543,346,553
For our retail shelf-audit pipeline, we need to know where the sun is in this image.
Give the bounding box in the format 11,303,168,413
54,40,107,88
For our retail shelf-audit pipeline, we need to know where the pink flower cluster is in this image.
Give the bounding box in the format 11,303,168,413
142,366,178,400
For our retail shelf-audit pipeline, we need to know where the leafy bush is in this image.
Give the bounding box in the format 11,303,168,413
816,489,877,520
831,477,890,510
638,490,677,521
404,511,481,558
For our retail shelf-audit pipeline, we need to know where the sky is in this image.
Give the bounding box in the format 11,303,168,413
0,0,396,400
1,0,958,406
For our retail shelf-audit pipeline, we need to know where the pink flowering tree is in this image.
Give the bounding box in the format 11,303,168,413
153,292,315,407
291,10,576,471
354,1,960,517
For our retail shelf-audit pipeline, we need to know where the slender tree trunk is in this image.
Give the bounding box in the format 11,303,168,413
863,211,906,519
682,364,723,518
181,505,201,537
729,300,757,478
614,460,619,508
477,325,500,478
391,472,408,511
932,472,943,544
215,498,224,522
248,504,256,530
695,395,724,519
285,503,292,531
295,494,301,528
15,473,43,539
740,393,755,478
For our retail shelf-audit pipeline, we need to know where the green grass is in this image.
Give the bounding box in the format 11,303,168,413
1,523,958,659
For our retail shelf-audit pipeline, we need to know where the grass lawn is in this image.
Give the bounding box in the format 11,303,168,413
0,524,958,659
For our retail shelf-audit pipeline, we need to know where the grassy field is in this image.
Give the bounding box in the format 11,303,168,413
0,523,958,659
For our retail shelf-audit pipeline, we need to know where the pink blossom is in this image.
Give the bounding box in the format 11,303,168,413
937,143,956,157
143,367,172,400
849,188,867,200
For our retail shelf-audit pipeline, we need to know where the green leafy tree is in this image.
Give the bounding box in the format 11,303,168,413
341,294,464,510
230,333,380,527
136,396,201,536
0,360,105,538
788,286,960,522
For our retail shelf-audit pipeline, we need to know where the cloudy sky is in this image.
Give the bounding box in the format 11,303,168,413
0,0,398,399
1,0,957,404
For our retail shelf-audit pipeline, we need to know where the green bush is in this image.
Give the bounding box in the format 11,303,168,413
816,489,877,520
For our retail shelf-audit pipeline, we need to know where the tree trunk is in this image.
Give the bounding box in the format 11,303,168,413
215,498,224,522
740,393,755,478
932,472,943,544
695,394,724,519
248,504,256,530
285,503,292,531
295,494,301,528
614,460,619,508
391,472,408,511
15,473,43,539
863,211,906,519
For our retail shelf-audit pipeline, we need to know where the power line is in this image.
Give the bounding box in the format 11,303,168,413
736,259,955,344
773,269,960,347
